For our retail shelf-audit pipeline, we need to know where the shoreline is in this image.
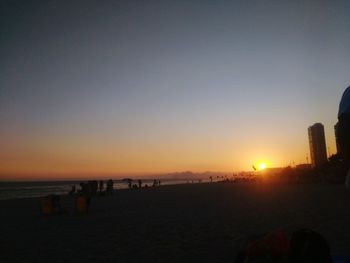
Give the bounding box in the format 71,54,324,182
0,179,205,201
1,176,346,201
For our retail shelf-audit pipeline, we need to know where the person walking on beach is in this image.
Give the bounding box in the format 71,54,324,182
106,179,114,195
69,185,76,195
337,86,350,186
99,180,104,194
153,179,157,187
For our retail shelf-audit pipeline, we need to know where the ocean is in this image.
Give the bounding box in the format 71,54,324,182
0,179,204,200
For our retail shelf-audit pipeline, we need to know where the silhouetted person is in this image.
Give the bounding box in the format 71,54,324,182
80,182,92,206
338,86,350,171
52,195,63,213
158,180,161,186
153,179,157,187
106,179,113,195
138,179,142,188
125,178,133,189
92,180,98,195
99,180,104,193
123,179,130,189
69,185,76,195
88,180,98,195
79,182,86,194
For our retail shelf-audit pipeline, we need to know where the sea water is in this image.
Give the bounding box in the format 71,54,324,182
0,179,199,200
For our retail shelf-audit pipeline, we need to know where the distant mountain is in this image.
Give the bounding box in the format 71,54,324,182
162,171,229,180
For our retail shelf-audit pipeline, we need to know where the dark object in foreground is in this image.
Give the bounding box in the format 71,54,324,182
235,229,331,263
289,229,332,263
235,231,289,263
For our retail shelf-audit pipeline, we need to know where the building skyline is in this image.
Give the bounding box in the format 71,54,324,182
308,123,328,168
334,123,340,155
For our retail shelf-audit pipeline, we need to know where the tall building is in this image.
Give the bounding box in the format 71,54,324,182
308,123,328,168
334,122,340,155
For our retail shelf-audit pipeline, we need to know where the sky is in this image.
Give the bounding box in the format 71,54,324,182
1,0,350,179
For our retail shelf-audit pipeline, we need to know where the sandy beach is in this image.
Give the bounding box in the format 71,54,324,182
1,182,350,262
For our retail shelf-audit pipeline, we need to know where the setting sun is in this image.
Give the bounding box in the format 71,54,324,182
258,163,267,170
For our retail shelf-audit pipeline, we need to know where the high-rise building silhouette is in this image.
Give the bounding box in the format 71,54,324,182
308,123,328,168
334,122,340,155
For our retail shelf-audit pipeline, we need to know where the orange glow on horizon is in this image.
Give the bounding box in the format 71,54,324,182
0,129,337,180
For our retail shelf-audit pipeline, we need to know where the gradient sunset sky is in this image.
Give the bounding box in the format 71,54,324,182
1,0,350,179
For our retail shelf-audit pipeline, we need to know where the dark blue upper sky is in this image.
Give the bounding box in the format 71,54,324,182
1,0,350,176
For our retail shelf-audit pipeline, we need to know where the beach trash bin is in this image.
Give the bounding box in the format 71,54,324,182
77,195,88,214
41,196,54,216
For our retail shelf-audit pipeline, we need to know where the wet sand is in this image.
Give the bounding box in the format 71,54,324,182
1,182,350,263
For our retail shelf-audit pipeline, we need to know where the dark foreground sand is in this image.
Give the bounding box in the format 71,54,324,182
1,183,350,263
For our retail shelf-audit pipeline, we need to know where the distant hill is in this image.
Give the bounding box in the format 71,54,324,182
161,171,230,180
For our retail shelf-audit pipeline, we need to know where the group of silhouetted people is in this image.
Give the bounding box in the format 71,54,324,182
68,179,114,197
63,179,115,214
126,179,161,189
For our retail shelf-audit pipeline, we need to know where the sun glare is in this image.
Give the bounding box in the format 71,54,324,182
258,163,267,170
